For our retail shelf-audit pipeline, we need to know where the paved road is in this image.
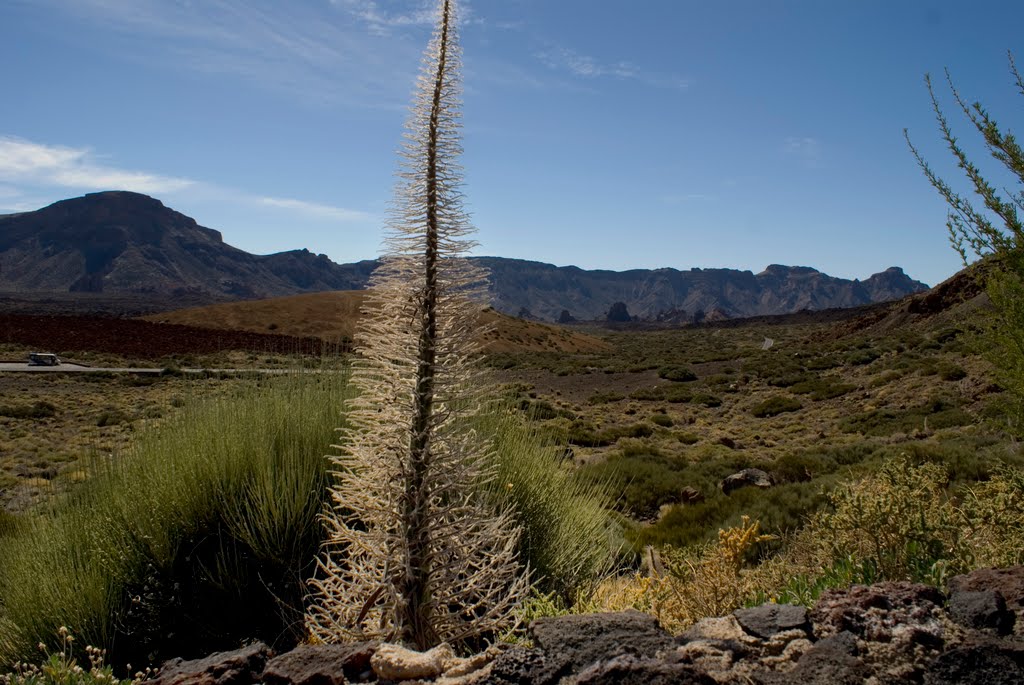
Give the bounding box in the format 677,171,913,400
0,363,337,375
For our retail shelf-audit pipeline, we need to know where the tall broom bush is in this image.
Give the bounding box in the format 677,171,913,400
0,370,352,669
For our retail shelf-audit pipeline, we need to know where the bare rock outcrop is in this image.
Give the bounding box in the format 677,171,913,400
150,566,1024,684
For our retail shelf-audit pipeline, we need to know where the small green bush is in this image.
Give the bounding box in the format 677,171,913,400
805,355,843,371
658,367,697,382
938,363,968,381
845,349,881,366
0,401,56,420
767,372,814,388
770,451,838,483
588,391,625,405
649,413,674,428
675,431,699,445
750,396,803,418
789,378,856,401
94,410,130,427
637,479,832,550
840,398,972,436
691,393,721,408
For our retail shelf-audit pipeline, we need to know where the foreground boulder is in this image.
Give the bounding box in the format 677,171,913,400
720,468,774,495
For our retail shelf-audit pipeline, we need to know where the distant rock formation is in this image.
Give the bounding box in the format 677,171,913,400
0,192,929,319
606,301,631,322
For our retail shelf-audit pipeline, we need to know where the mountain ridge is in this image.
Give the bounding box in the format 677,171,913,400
0,191,929,321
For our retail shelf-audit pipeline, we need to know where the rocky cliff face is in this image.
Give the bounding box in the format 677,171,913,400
0,192,928,319
477,258,928,323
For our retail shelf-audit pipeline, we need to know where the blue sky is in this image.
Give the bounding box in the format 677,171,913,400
2,0,1022,287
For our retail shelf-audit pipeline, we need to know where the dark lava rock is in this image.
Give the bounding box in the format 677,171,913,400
720,468,774,495
486,646,558,685
734,603,810,639
153,642,272,685
528,610,676,679
948,590,1015,635
678,486,704,505
261,642,377,685
924,637,1024,685
780,631,868,685
948,566,1024,613
811,582,945,641
574,654,716,684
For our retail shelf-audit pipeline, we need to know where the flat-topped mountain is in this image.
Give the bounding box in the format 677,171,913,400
476,258,927,322
0,192,928,320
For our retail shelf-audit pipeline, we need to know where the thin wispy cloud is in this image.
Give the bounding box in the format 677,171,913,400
662,192,716,205
0,135,368,222
784,137,823,168
535,45,690,90
332,0,484,35
0,137,193,195
332,0,438,35
39,0,422,109
258,196,371,222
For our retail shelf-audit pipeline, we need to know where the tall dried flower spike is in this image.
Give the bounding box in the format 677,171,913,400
305,0,529,650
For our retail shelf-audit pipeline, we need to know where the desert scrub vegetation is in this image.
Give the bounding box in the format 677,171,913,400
750,395,803,418
474,408,625,599
907,52,1024,436
582,455,1024,633
0,368,611,670
839,396,972,436
0,371,353,669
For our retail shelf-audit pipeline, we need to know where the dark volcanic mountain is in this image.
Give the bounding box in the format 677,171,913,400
0,191,376,301
476,259,928,322
0,192,928,320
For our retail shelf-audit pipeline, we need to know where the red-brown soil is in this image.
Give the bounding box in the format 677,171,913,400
0,313,331,359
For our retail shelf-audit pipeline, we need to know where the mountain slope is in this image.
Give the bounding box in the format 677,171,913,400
140,291,611,354
477,258,928,322
0,191,374,300
0,191,929,320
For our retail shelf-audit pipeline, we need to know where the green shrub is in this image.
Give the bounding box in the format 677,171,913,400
691,393,721,408
938,363,968,381
675,431,699,445
588,391,625,405
845,349,880,366
767,372,813,388
0,401,56,420
477,409,625,598
658,367,697,382
0,372,353,669
789,377,856,401
575,450,691,519
94,410,130,427
840,397,972,436
805,355,842,371
629,385,694,403
750,396,802,418
649,413,674,428
808,458,965,584
636,480,832,550
770,451,838,483
567,421,655,447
